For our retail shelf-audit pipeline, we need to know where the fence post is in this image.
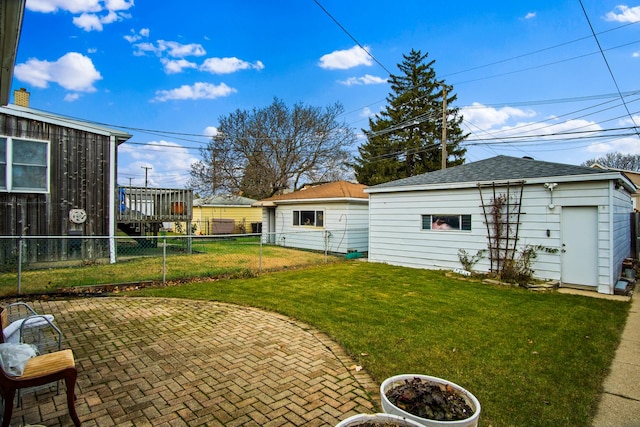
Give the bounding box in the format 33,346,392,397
259,237,263,273
17,236,23,294
324,230,329,263
163,236,167,284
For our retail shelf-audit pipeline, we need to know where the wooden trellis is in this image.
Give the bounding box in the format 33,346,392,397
478,182,525,273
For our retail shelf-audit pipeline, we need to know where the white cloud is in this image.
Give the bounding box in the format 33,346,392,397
100,10,118,24
319,45,373,70
360,107,374,118
461,102,537,129
134,40,206,58
132,42,158,56
125,28,149,43
200,57,265,74
73,13,103,31
26,0,102,13
153,82,237,102
203,126,219,137
118,140,198,188
586,136,640,155
619,115,640,127
64,93,81,102
27,0,133,31
524,12,536,20
14,52,102,92
605,5,640,22
158,40,206,58
339,74,387,86
161,58,198,74
105,0,134,11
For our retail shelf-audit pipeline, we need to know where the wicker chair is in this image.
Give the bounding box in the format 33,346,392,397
0,349,81,426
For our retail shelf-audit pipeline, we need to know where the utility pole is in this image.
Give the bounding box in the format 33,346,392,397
126,177,134,187
141,166,152,187
441,84,448,170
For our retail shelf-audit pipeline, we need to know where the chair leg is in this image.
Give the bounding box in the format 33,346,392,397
1,389,16,427
64,372,81,427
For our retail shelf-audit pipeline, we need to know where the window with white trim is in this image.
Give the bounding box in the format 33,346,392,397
0,136,49,193
422,214,471,231
293,210,324,227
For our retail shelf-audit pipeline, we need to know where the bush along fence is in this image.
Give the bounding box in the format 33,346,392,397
0,228,368,296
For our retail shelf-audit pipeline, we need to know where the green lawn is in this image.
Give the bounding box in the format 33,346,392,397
132,261,629,427
0,243,335,296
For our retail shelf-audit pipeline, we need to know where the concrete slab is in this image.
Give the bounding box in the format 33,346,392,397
602,361,640,401
592,393,640,427
592,286,640,426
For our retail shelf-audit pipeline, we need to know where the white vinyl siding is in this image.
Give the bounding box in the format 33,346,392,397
368,178,631,293
262,201,368,254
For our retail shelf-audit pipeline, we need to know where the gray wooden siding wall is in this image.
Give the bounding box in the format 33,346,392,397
0,112,112,263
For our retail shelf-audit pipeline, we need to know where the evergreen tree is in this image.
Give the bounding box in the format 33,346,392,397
353,49,467,185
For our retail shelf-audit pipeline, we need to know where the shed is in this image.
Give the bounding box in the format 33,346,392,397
254,181,369,254
365,155,636,294
191,195,261,234
0,103,131,264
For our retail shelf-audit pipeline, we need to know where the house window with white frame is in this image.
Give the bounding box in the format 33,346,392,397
422,214,471,231
293,210,324,227
0,136,49,193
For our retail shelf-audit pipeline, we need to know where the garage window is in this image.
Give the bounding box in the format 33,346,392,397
422,214,471,231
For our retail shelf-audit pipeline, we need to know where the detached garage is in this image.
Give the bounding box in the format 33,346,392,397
365,155,636,294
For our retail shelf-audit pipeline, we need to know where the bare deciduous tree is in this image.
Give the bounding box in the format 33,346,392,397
189,98,356,199
582,152,640,171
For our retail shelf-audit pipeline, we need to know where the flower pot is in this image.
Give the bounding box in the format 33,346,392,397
380,374,481,427
336,413,424,427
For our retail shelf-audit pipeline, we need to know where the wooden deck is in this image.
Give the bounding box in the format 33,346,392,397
117,187,193,223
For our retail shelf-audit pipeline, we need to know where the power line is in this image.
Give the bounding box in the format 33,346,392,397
442,20,640,79
578,0,640,139
312,0,392,75
451,38,640,87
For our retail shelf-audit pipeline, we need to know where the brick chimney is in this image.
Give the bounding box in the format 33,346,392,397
14,88,30,107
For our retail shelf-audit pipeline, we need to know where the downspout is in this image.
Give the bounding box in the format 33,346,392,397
108,135,117,264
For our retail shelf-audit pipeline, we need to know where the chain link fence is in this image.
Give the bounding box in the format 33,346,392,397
0,228,368,296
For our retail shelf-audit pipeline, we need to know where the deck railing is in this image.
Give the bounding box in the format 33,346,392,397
116,186,193,222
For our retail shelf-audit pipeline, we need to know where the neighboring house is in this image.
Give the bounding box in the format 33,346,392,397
0,103,131,263
191,195,261,234
590,163,640,210
0,103,192,262
253,181,369,254
365,155,636,295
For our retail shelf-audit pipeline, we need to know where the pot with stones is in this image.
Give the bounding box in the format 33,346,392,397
336,412,425,427
380,374,481,427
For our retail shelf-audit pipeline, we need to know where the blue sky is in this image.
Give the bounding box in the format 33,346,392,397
11,0,640,189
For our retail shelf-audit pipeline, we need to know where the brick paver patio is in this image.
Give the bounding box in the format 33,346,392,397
7,297,377,426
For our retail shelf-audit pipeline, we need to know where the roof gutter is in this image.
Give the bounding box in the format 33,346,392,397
253,197,369,207
0,0,25,106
